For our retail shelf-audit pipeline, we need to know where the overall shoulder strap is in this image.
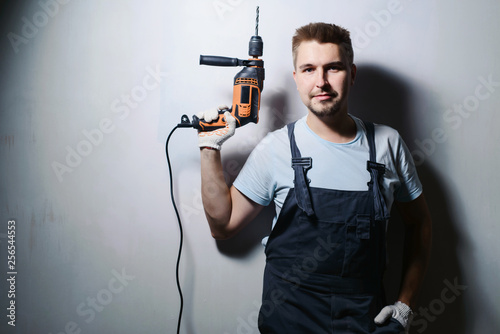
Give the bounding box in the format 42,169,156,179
364,121,377,162
287,122,315,217
363,120,390,221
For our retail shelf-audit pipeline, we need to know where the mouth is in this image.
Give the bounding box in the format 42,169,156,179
313,93,335,101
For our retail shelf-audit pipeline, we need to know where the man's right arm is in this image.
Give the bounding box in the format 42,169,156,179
200,148,264,240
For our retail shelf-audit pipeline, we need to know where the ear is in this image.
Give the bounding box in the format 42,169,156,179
350,63,357,86
293,70,298,89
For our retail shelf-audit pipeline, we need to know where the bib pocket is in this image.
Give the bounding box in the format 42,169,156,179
294,217,346,276
343,214,382,278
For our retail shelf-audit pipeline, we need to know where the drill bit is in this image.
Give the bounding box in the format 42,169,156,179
255,6,259,36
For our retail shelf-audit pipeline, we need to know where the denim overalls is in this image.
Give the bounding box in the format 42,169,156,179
258,121,404,334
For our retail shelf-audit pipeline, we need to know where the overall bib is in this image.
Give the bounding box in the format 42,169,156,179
258,121,405,334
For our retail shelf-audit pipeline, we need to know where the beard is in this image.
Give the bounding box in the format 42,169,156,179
306,91,343,118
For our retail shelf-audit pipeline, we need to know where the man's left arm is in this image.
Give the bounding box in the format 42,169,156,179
375,193,432,329
395,193,432,309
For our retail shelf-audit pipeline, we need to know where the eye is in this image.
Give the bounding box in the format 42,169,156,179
303,67,314,73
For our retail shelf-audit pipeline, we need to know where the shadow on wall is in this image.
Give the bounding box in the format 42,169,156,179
350,64,472,334
0,0,27,65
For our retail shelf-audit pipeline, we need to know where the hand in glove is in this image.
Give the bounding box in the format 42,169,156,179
197,105,236,150
374,301,413,331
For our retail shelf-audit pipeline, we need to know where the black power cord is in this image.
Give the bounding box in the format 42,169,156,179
165,124,184,334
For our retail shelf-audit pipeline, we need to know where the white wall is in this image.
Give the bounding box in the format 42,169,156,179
0,0,499,333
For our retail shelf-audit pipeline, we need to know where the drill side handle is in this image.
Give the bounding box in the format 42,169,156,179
200,56,241,67
200,55,263,67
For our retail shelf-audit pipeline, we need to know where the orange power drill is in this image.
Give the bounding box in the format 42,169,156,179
179,7,264,131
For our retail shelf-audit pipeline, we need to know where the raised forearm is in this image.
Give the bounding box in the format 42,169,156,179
200,148,232,238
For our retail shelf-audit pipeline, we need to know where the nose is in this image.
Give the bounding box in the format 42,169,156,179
315,68,329,88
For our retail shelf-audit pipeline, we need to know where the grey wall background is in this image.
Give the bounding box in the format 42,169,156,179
0,0,499,333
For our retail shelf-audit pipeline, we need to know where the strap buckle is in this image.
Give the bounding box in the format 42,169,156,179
292,157,312,170
366,161,385,175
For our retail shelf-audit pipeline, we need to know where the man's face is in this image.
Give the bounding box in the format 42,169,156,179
293,41,356,118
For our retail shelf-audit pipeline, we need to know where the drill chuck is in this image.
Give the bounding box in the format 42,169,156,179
248,35,263,57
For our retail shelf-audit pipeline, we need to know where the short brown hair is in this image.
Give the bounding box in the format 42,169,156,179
292,22,354,67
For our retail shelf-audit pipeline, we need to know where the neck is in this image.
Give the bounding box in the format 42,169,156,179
306,110,357,143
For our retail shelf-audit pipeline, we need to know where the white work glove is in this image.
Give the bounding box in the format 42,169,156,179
197,105,236,150
374,301,413,332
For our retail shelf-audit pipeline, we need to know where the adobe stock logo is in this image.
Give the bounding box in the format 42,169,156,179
7,0,72,54
410,277,467,333
212,0,245,20
411,74,499,165
351,0,404,51
48,268,134,334
51,65,168,182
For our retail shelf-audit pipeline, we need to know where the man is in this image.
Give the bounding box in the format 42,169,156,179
197,22,432,334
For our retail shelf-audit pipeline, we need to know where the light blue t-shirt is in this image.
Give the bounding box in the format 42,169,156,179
233,115,422,232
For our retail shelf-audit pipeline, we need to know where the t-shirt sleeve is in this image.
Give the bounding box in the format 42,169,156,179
393,135,423,202
232,133,277,206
